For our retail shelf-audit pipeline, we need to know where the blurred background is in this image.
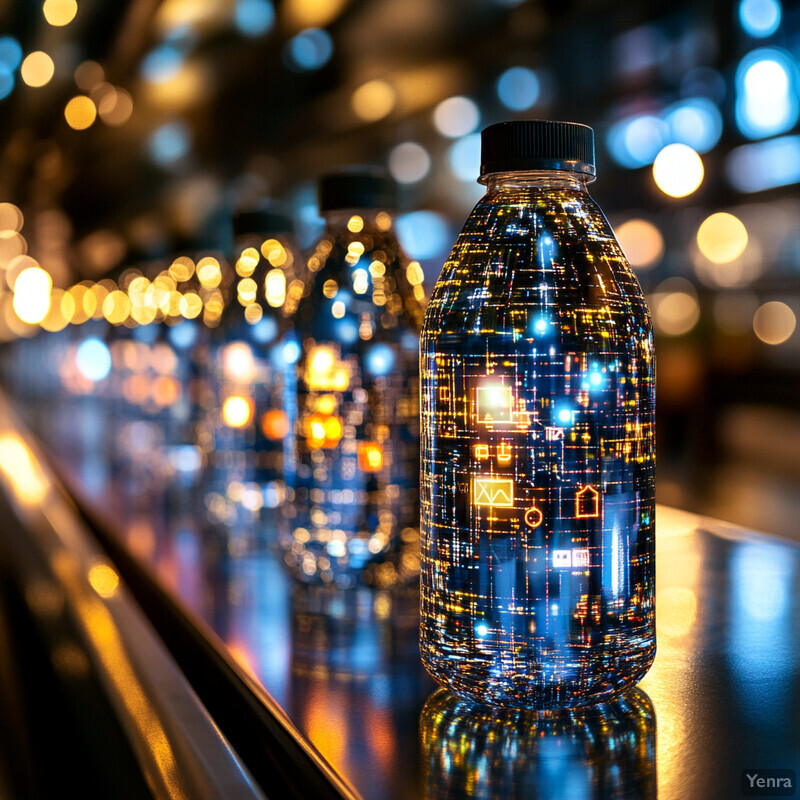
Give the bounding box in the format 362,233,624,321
0,0,798,539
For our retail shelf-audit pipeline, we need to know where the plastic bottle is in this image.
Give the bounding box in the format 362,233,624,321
283,169,425,587
419,120,656,708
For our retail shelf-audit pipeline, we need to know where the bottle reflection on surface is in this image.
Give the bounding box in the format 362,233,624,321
420,686,656,800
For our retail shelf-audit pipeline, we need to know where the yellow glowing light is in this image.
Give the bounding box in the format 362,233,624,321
656,587,697,638
12,266,52,324
358,442,383,472
222,395,253,428
347,215,364,233
21,51,55,87
244,303,262,324
196,257,221,288
652,144,704,198
40,288,69,332
179,292,202,319
332,300,345,318
0,203,23,233
283,0,348,30
0,435,48,504
323,280,338,299
65,96,97,130
265,268,286,308
575,485,600,518
308,345,334,378
473,444,489,459
102,290,132,325
74,60,103,90
376,211,392,231
237,247,259,276
261,409,290,441
753,301,796,345
615,219,664,270
237,278,257,305
696,212,748,264
169,256,195,282
653,291,700,337
222,342,256,383
353,268,369,294
306,413,343,449
475,384,513,424
88,564,120,598
98,87,134,127
351,80,396,122
43,0,78,26
473,476,514,508
261,239,286,267
406,261,425,286
316,394,337,415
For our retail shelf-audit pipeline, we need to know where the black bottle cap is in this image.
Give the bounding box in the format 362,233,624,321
233,202,295,239
480,120,596,181
318,168,398,212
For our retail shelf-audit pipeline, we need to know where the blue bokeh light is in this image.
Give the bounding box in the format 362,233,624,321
735,48,799,139
235,0,275,37
497,67,540,111
448,133,482,182
0,67,13,101
148,122,191,165
365,344,395,376
285,28,332,71
250,316,279,343
168,320,198,349
140,44,184,83
0,37,23,71
726,135,800,192
664,98,723,153
739,0,782,37
606,114,668,169
396,211,450,260
281,338,301,364
76,338,112,382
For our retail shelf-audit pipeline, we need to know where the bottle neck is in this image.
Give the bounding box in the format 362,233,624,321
482,170,591,193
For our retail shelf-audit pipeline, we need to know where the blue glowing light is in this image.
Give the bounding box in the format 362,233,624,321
555,405,573,425
235,0,275,37
140,45,184,83
281,339,301,364
664,98,723,153
396,210,450,260
606,115,668,169
168,320,198,349
365,343,395,376
148,122,191,165
448,133,482,182
76,338,112,382
0,67,13,101
132,324,158,344
726,135,800,192
250,316,278,343
497,67,540,111
0,37,23,71
739,0,782,38
285,28,332,71
335,317,359,344
735,48,799,140
475,621,490,638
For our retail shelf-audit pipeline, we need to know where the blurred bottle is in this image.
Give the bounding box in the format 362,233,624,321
420,121,656,707
282,169,424,588
205,204,307,541
420,686,656,800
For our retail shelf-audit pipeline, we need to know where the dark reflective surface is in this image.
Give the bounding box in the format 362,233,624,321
14,392,800,800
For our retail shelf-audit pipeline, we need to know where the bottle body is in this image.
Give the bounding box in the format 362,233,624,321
283,211,424,587
420,173,655,708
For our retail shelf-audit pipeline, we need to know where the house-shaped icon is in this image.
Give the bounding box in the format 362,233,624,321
575,485,600,518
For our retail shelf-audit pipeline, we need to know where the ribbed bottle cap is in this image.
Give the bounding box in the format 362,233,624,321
480,120,596,181
318,168,398,212
233,203,295,239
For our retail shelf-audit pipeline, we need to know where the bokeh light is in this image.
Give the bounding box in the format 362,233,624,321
43,0,78,27
735,48,799,140
652,143,704,197
396,211,450,260
0,37,23,71
615,219,664,271
607,114,668,169
234,0,275,37
496,67,540,111
222,395,253,428
664,98,723,153
148,121,191,165
0,69,13,101
448,133,481,182
726,135,800,193
739,0,782,37
76,338,112,382
388,142,430,184
97,87,134,126
696,213,749,264
12,266,52,324
651,278,700,337
753,301,796,345
0,203,23,233
20,51,55,87
64,96,97,130
284,28,333,71
433,96,480,138
351,80,395,122
141,45,184,84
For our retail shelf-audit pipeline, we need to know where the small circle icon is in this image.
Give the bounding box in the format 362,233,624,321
524,505,543,528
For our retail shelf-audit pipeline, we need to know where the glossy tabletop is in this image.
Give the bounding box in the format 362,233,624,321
19,395,800,800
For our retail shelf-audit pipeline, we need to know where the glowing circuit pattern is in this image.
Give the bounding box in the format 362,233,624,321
282,213,426,586
419,178,656,707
